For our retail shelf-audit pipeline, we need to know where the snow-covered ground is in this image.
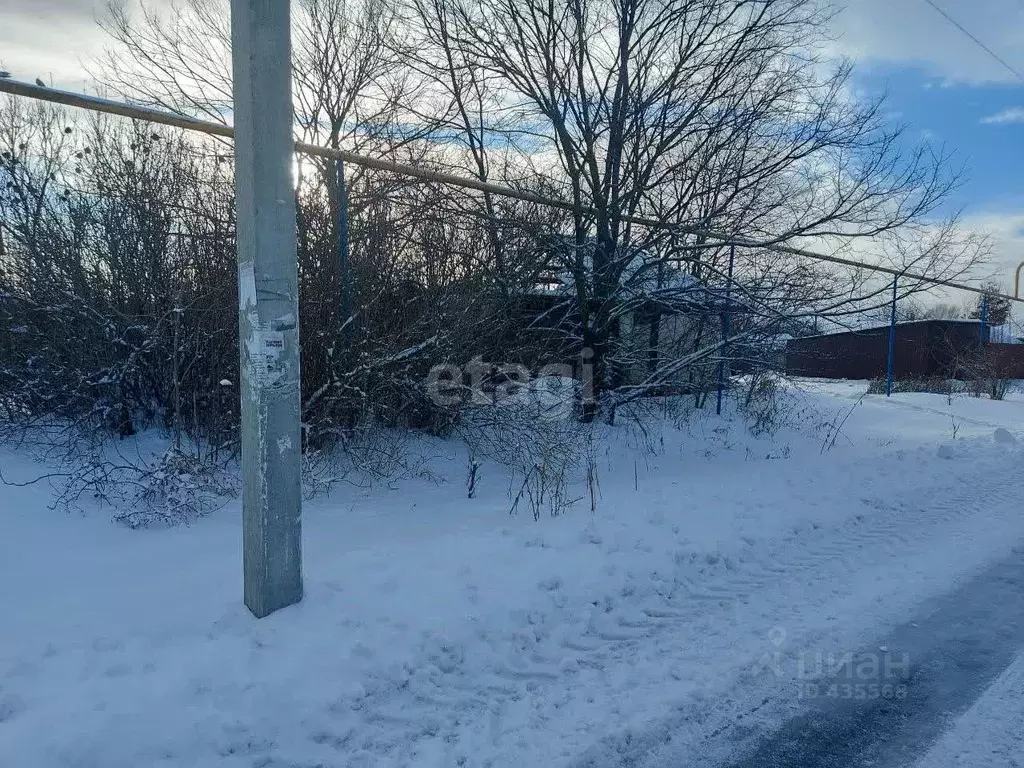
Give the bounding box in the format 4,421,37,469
2,380,1024,767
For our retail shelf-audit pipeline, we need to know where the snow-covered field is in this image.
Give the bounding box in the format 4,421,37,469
3,380,1024,767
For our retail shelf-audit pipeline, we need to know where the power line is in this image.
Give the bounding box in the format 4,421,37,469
0,77,1015,303
920,0,1024,84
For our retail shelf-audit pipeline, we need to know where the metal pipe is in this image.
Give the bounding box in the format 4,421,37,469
0,77,1016,303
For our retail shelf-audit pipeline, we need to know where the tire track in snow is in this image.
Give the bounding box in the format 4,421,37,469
870,395,1013,431
5,442,1022,768
294,446,1024,767
568,449,1024,768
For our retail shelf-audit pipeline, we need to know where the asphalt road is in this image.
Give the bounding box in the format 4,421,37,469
722,546,1024,768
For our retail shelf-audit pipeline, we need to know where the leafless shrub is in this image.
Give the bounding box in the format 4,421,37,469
115,448,238,528
0,0,995,520
866,377,954,396
739,372,783,436
0,438,237,528
987,377,1013,401
458,384,585,519
301,424,434,498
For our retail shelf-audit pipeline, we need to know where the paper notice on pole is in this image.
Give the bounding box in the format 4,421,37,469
247,327,286,386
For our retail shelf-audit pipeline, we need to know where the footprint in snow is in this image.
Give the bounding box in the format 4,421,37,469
538,576,563,592
0,692,25,723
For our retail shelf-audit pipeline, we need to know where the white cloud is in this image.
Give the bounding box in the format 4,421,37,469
0,7,107,89
0,1,173,89
981,107,1024,125
6,0,1023,89
960,209,1024,287
829,0,1024,85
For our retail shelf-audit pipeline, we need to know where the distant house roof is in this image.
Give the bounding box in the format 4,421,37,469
531,252,698,294
530,249,752,315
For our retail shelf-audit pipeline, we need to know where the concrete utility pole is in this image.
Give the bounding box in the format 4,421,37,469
231,0,303,618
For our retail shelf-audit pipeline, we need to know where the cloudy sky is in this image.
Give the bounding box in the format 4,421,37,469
2,0,1023,288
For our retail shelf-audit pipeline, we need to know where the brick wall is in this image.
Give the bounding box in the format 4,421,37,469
785,320,988,380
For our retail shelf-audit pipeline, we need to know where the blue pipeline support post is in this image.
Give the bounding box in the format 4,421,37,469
716,244,735,416
979,294,989,347
885,276,897,397
337,159,351,348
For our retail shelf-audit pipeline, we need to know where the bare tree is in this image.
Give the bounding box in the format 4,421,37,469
970,280,1011,326
408,0,983,419
24,0,986,439
924,302,965,320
